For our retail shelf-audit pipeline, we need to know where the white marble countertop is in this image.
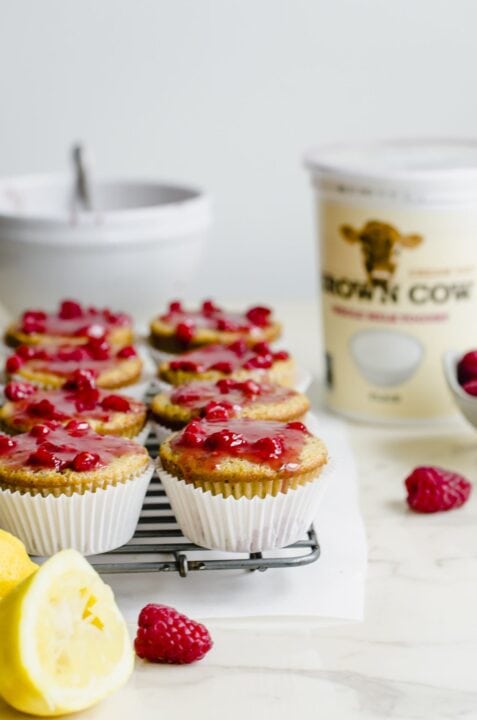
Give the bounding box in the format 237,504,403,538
1,303,476,720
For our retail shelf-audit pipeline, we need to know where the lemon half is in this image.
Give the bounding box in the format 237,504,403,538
0,529,38,601
0,549,133,716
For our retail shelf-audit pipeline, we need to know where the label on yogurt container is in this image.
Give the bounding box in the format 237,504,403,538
318,198,477,420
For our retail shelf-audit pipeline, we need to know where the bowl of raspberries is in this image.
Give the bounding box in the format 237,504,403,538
443,349,477,427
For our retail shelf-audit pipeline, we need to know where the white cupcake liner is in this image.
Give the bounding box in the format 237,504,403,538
133,420,152,445
0,462,154,557
157,460,331,553
147,347,175,366
152,419,176,445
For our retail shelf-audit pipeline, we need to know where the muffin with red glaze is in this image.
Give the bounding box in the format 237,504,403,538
5,299,133,348
151,378,309,431
158,417,329,552
0,422,154,555
0,376,148,441
5,340,142,390
158,340,294,387
149,299,281,353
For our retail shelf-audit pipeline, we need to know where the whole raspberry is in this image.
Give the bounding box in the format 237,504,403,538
6,355,23,373
462,379,477,396
117,345,137,359
210,361,233,374
405,466,472,513
176,321,195,343
4,381,36,401
457,350,477,385
135,604,212,664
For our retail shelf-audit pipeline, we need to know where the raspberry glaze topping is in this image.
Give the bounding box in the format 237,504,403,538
168,340,289,374
18,299,131,337
5,340,138,378
0,423,144,472
159,300,273,342
3,380,143,429
171,418,310,470
170,379,295,417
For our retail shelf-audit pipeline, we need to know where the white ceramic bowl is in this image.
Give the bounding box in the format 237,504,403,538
349,328,424,387
442,350,477,427
0,174,211,322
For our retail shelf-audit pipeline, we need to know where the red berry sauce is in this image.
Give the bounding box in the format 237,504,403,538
171,418,310,471
170,379,295,417
158,300,273,343
18,299,131,338
0,424,145,472
5,340,138,379
3,381,143,430
168,341,289,374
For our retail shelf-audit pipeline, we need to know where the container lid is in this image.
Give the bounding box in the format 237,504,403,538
304,139,477,204
0,174,211,245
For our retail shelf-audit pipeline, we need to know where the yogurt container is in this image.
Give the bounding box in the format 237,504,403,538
305,139,477,422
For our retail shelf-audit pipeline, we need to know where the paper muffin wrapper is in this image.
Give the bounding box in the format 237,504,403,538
133,421,152,445
0,462,154,557
147,347,175,366
152,420,176,445
157,460,331,553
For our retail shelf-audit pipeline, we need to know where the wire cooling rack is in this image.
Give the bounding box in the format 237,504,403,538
90,429,320,578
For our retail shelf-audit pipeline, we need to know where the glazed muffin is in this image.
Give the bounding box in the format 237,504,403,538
0,379,148,440
0,423,150,496
5,340,142,390
158,418,329,552
5,299,133,348
158,340,294,387
151,378,310,430
149,299,281,352
0,423,154,555
160,418,326,497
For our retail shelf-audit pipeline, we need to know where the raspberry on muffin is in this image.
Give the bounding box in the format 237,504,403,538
5,340,142,390
149,299,281,353
0,378,148,440
5,299,133,348
151,378,310,430
158,340,294,387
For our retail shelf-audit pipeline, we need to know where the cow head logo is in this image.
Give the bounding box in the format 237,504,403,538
340,220,422,286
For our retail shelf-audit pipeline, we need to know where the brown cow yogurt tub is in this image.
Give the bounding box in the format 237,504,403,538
305,139,477,422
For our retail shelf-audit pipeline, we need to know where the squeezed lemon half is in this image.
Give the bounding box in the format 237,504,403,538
0,549,133,716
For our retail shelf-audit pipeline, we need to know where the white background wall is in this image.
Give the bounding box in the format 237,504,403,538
1,0,477,301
